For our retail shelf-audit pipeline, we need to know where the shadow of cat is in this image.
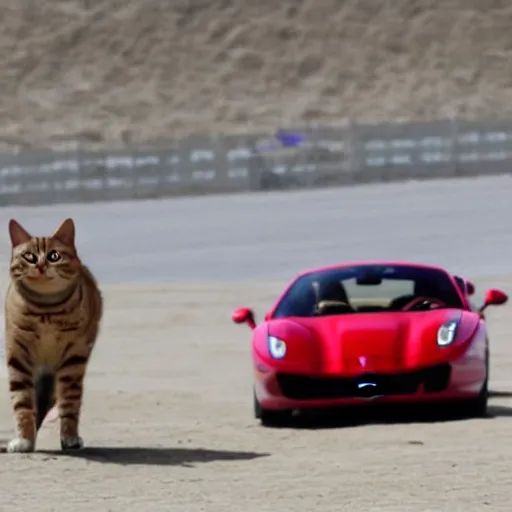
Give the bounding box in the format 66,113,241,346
38,445,270,467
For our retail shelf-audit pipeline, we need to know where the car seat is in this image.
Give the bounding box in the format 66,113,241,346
314,279,354,315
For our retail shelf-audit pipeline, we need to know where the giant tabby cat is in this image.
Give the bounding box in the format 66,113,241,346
4,218,103,453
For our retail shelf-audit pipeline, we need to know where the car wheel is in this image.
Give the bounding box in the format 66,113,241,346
458,349,489,419
253,391,293,427
459,379,488,418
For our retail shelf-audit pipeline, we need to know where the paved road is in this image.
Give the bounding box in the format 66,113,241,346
0,175,511,284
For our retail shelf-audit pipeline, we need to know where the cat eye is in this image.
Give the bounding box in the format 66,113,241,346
47,250,61,263
22,252,37,264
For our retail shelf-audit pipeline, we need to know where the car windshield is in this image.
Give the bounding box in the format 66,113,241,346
273,264,464,318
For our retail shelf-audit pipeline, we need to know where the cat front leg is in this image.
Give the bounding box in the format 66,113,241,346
6,350,37,453
56,352,88,451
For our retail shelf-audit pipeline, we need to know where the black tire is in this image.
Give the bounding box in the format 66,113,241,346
458,379,488,418
457,348,489,418
253,391,293,427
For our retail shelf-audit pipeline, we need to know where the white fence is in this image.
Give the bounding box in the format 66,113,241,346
0,117,511,206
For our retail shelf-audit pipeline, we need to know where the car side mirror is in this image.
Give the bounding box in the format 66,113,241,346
231,307,256,330
478,288,508,315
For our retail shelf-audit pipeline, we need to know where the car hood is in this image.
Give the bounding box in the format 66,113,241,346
267,309,479,374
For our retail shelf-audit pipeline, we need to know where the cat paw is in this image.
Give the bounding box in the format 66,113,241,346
6,437,35,453
60,436,84,451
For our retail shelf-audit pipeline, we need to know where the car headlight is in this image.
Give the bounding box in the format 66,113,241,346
437,320,458,347
268,335,287,359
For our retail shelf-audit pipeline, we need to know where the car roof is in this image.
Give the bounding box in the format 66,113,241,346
296,260,450,278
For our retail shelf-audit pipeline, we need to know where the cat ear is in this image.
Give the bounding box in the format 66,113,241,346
52,218,75,246
8,219,32,247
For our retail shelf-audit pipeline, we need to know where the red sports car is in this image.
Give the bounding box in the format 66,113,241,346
231,261,508,426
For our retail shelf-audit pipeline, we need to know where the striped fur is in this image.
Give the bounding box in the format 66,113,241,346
4,218,103,453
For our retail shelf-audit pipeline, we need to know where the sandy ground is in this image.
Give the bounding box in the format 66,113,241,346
0,178,511,511
0,279,511,512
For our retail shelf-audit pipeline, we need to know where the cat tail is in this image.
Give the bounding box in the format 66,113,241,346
35,369,56,431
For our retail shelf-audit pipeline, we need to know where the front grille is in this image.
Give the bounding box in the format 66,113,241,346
276,364,451,400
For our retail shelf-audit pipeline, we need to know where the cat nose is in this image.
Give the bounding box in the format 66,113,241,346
36,264,45,274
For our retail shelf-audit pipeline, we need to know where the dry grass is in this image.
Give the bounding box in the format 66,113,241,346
2,0,512,149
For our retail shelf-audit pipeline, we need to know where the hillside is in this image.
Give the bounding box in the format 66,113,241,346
2,0,512,149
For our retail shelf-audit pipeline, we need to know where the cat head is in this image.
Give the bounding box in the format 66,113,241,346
8,218,81,293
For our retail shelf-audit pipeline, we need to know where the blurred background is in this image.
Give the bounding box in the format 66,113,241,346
1,0,512,206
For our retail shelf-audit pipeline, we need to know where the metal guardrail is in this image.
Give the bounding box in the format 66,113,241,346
1,117,512,206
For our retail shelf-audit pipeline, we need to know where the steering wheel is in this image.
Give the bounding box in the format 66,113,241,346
401,296,448,311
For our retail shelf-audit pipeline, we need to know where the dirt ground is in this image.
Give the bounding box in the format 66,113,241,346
2,1,512,148
0,276,511,512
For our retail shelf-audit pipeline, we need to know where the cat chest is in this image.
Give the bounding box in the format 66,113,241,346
32,316,82,366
